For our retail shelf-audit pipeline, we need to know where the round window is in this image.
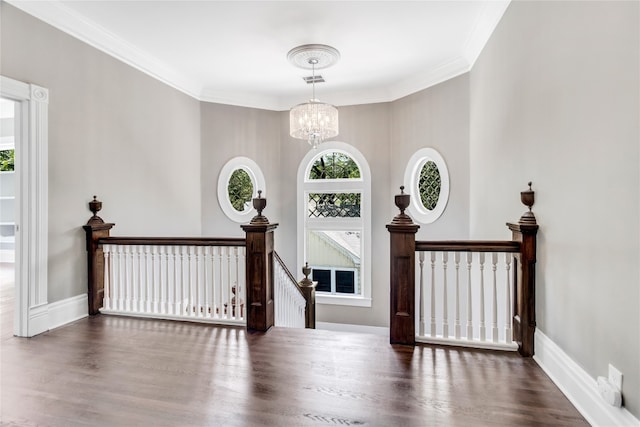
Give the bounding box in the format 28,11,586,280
218,157,266,223
404,148,449,224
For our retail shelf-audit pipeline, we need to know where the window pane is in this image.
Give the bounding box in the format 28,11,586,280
336,270,355,294
227,168,253,212
309,152,361,179
419,160,441,211
308,193,361,218
312,269,331,292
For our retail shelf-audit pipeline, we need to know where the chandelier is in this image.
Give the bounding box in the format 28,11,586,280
288,44,340,149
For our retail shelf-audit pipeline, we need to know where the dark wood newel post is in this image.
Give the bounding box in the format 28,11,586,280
507,182,539,357
299,262,316,329
241,191,278,332
386,186,420,345
83,196,115,315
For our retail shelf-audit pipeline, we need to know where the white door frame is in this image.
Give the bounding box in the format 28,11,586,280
1,75,49,337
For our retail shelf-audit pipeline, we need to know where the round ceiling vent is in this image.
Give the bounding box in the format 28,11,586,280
287,44,340,70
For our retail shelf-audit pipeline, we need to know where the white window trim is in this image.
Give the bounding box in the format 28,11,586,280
217,156,266,223
404,147,450,224
297,142,371,307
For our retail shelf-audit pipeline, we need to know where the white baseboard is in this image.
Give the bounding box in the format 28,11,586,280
28,303,49,336
316,321,389,336
48,294,88,330
534,330,639,427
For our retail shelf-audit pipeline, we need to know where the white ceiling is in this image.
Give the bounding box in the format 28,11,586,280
7,0,510,111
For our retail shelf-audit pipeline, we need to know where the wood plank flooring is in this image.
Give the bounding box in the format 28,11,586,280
1,267,587,426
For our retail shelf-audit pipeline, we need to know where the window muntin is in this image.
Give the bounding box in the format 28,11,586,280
419,160,441,211
308,192,361,218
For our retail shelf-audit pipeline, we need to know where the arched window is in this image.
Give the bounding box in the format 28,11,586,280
298,142,371,307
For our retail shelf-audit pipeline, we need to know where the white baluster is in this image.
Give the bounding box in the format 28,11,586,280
124,246,132,312
479,252,486,342
226,246,231,320
103,245,111,310
212,246,219,318
239,246,246,320
418,251,425,337
159,246,166,315
203,246,210,318
196,246,202,317
492,252,499,343
234,247,240,319
173,246,180,315
134,245,141,312
164,246,170,315
466,252,473,340
117,245,124,311
442,252,449,339
430,252,436,337
187,246,194,317
454,252,461,340
152,245,159,314
180,245,187,315
144,245,151,313
505,254,513,344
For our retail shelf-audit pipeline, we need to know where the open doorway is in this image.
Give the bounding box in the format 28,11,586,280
1,76,48,338
0,97,16,339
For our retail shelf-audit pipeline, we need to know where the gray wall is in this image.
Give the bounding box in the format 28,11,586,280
391,74,471,241
470,0,640,417
0,3,203,302
200,102,281,238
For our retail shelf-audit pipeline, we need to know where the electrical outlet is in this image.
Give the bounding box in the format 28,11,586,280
608,364,623,391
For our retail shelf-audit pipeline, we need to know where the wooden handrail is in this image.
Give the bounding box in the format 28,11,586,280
273,251,315,329
416,240,520,253
273,251,305,299
387,183,539,357
98,236,245,247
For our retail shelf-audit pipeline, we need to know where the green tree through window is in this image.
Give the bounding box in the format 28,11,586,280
309,152,360,179
0,149,14,171
227,168,253,212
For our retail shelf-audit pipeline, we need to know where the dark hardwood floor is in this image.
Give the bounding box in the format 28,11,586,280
1,267,587,426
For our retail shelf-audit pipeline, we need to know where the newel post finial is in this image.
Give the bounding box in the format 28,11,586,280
87,195,104,225
298,262,316,329
250,190,269,224
391,186,414,225
519,182,537,225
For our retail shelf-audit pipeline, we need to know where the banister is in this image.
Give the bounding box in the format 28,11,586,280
273,251,305,299
98,236,246,247
416,240,520,253
387,183,539,357
273,251,315,329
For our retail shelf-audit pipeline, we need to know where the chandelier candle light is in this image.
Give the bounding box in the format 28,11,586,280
288,44,340,149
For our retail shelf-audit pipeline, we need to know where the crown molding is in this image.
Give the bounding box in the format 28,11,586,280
388,56,472,102
6,0,510,111
5,0,203,100
462,0,511,68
